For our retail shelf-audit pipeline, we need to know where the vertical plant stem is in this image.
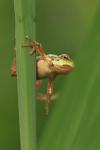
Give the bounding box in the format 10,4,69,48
14,0,36,150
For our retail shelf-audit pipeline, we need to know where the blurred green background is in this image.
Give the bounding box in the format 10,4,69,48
0,0,100,150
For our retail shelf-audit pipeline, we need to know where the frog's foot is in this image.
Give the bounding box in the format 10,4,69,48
36,93,58,115
36,93,57,101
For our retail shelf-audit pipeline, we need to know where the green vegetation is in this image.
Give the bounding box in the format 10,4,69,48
0,0,100,150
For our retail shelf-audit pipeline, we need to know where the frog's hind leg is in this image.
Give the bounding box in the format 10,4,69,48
36,80,44,100
11,48,17,76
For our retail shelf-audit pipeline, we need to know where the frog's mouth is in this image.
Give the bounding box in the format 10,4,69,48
65,60,75,68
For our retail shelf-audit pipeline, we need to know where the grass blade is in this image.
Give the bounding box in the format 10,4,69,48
14,0,36,149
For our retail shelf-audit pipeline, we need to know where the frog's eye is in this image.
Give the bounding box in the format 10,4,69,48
63,55,68,59
60,54,70,60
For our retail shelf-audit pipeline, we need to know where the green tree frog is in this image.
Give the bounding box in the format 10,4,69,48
11,37,75,114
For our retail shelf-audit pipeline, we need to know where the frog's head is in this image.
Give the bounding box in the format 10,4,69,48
51,54,75,75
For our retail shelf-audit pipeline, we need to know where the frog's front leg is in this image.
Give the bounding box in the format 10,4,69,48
22,36,47,59
45,78,54,115
22,36,53,67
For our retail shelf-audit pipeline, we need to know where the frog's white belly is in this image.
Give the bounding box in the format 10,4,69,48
37,60,52,79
